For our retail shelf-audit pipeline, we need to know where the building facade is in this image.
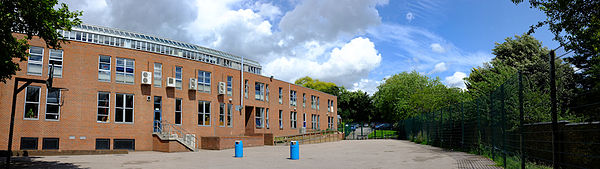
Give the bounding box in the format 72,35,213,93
0,24,337,151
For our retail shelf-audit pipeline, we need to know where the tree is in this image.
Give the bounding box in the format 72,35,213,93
372,71,464,122
0,0,81,83
512,0,600,90
337,90,373,124
294,76,341,95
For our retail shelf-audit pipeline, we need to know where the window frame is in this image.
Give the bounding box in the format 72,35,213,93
115,58,135,84
175,66,183,90
226,76,233,96
255,107,264,128
279,110,283,129
48,49,63,78
219,103,225,127
97,92,110,123
115,93,134,123
265,108,269,129
175,98,182,125
24,86,41,120
198,101,211,126
255,82,264,101
290,111,297,129
227,103,233,127
27,46,44,76
197,71,211,93
278,87,283,104
154,63,162,87
45,88,61,121
290,90,297,107
98,55,111,82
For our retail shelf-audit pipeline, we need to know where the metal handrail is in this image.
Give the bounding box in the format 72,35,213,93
153,120,200,150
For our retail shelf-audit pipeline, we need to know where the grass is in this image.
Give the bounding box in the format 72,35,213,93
471,148,552,169
368,130,397,139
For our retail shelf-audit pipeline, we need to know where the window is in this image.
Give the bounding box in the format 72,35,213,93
28,46,43,75
175,66,182,89
115,93,134,123
96,139,110,150
48,49,63,77
265,84,269,102
303,113,306,128
227,104,232,127
113,139,135,150
312,115,317,130
290,90,297,106
98,55,111,82
303,94,306,107
116,58,134,84
255,107,264,128
219,103,225,126
45,88,61,120
279,110,283,129
317,97,320,110
198,101,210,126
327,100,330,112
154,63,162,87
175,98,182,125
227,76,233,96
265,108,269,129
197,71,211,93
255,82,264,101
244,80,248,98
97,92,110,122
42,138,59,150
278,87,283,104
20,137,38,150
290,111,297,129
311,95,316,109
24,86,40,119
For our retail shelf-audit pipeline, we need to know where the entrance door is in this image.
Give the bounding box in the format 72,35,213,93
153,96,162,132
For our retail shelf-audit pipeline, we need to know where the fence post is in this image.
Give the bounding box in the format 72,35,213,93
440,108,443,148
449,106,453,147
501,84,507,169
477,99,481,155
519,70,525,169
461,102,465,150
490,92,495,160
549,50,559,169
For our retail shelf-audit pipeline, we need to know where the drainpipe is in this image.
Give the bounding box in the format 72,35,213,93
241,56,244,112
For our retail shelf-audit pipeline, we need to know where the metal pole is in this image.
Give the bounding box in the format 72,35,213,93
549,50,558,169
490,92,495,160
461,102,465,150
6,79,19,169
519,70,525,169
477,99,481,155
501,84,507,168
440,108,443,148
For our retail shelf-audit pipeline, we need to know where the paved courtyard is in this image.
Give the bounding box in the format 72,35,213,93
6,140,500,169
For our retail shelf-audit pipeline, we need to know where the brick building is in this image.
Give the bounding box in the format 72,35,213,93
0,24,338,152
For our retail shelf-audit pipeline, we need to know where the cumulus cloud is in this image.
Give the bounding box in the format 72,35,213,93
430,62,447,74
351,78,382,95
264,37,381,87
445,72,467,89
430,43,445,53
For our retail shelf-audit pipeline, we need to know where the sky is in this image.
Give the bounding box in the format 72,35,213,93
60,0,558,95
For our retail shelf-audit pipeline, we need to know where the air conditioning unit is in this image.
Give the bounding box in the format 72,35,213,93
141,71,152,85
218,82,226,95
166,77,176,87
189,78,197,90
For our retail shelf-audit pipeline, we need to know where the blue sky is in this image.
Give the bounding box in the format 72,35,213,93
63,0,557,94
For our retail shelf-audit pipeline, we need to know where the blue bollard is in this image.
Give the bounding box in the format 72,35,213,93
235,140,243,158
290,141,299,160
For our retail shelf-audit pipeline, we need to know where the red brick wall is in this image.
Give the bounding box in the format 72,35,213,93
0,34,338,151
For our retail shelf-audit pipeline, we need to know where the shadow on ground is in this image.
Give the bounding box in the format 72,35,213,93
0,157,84,169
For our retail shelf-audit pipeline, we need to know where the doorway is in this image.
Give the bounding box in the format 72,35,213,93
153,96,162,132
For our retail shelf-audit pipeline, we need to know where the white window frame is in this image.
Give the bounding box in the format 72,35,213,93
24,86,41,120
290,111,297,129
154,63,162,87
198,101,211,126
175,66,183,90
278,87,283,104
290,90,297,107
115,93,134,123
219,103,225,127
227,76,233,96
303,94,306,107
115,58,135,84
27,47,44,76
265,108,269,129
265,84,269,102
98,55,111,82
48,49,63,78
255,107,264,128
197,71,211,93
255,82,264,101
45,88,61,121
279,110,283,129
227,103,233,127
97,92,110,123
175,98,182,125
244,80,248,98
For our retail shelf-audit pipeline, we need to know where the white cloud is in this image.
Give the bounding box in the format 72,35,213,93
264,37,381,87
430,43,445,53
430,62,447,74
406,12,414,22
445,72,467,89
351,78,382,95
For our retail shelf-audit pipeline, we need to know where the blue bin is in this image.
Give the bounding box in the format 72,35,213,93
235,140,243,158
290,141,299,160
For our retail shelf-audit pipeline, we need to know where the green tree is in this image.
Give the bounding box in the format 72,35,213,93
512,0,600,90
0,0,81,83
337,90,373,124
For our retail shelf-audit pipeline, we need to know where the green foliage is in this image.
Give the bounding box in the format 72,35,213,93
294,76,341,95
373,71,465,122
512,0,600,90
0,0,81,83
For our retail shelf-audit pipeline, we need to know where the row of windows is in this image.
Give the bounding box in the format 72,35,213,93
57,29,261,74
27,47,63,77
20,137,135,150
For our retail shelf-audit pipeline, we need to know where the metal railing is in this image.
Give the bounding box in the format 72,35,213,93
274,130,341,145
153,120,199,150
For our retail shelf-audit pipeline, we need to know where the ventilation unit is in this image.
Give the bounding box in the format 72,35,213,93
166,77,176,88
141,71,152,85
189,78,197,90
218,82,226,95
